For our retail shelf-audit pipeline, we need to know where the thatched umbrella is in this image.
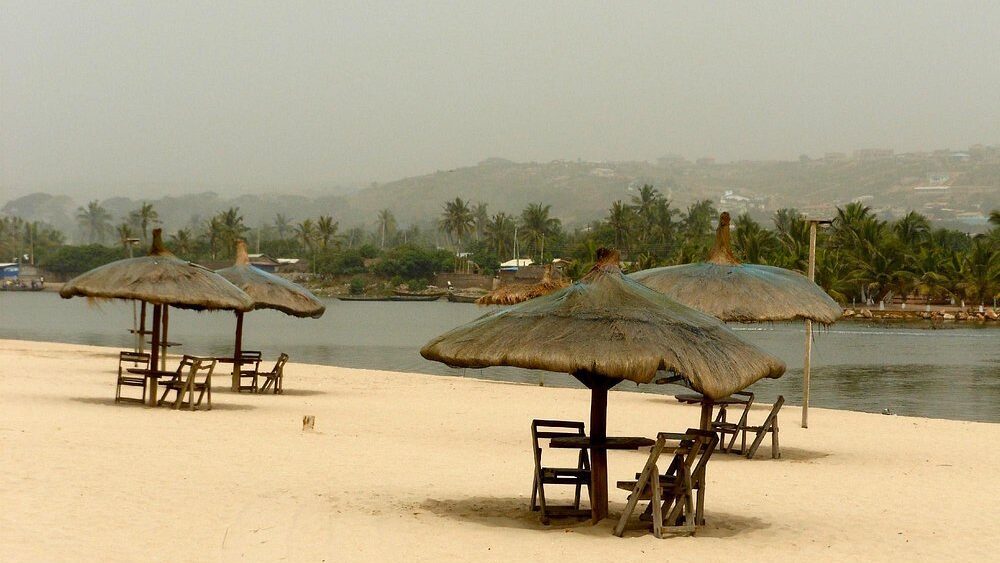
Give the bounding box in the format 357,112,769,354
60,229,253,405
216,240,325,390
421,248,784,521
476,264,569,305
629,212,842,425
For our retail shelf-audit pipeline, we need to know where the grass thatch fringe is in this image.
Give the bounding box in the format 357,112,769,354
422,248,785,400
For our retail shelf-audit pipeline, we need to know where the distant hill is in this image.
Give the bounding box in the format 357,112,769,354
4,152,998,239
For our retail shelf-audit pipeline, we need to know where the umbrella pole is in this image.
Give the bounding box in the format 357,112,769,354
575,371,616,524
699,401,713,431
148,304,161,407
802,220,817,429
138,302,147,354
161,305,169,372
232,311,244,392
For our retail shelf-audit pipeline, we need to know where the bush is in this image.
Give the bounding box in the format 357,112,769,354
348,277,365,295
315,249,367,276
373,245,452,281
40,245,125,275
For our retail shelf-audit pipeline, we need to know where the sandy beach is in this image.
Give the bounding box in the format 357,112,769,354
1,338,997,562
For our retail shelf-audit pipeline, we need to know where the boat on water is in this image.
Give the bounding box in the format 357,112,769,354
390,294,443,302
446,292,482,303
337,293,443,302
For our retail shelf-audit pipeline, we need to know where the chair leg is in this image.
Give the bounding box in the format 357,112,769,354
530,472,538,511
650,470,663,539
771,418,780,459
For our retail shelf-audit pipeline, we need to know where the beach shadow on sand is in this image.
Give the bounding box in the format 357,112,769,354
209,387,328,397
416,496,770,538
69,396,257,411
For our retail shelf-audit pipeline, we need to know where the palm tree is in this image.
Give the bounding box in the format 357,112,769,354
472,202,489,241
893,211,931,248
519,203,560,263
295,219,317,252
484,212,516,258
116,223,136,251
989,209,1000,228
169,229,194,256
216,207,249,256
376,209,396,248
316,215,340,249
76,200,113,244
438,198,475,249
274,213,291,240
732,213,778,264
607,200,633,253
128,203,159,243
204,216,225,259
956,237,999,304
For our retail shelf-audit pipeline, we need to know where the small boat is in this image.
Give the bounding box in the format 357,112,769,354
336,295,394,302
447,290,488,303
389,294,444,302
393,289,447,299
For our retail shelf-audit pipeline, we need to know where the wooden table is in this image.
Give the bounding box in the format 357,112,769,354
126,368,176,406
675,392,754,430
549,435,655,522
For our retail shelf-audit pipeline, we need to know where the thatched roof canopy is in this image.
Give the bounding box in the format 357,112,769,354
476,264,569,306
630,213,842,324
422,249,785,400
216,241,325,318
59,229,253,312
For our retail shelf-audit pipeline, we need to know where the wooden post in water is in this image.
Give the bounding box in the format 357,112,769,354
802,221,817,429
232,311,244,391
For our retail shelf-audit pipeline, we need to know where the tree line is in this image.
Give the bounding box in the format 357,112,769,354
2,193,997,305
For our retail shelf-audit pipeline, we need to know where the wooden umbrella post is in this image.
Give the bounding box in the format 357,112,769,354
138,302,147,354
160,305,170,372
575,372,619,523
148,304,162,407
232,310,244,391
803,220,817,429
699,401,714,431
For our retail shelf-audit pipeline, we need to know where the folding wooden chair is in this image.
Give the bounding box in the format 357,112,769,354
258,353,289,394
158,356,216,410
614,429,719,538
237,350,263,393
116,351,150,403
529,419,592,524
713,395,783,459
712,391,755,454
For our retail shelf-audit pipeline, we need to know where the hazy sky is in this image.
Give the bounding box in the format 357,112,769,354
3,1,999,198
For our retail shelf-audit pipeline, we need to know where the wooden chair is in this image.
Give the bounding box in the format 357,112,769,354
116,351,151,403
712,391,755,454
237,350,263,393
712,395,783,459
530,419,592,524
614,429,719,538
258,353,289,394
158,356,216,410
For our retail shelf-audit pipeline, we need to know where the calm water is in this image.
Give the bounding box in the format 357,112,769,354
1,292,997,423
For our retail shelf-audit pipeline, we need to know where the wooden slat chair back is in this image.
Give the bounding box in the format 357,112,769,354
158,356,216,410
614,429,719,538
744,395,784,460
258,353,289,394
530,419,592,524
712,391,755,453
237,350,263,393
116,351,151,403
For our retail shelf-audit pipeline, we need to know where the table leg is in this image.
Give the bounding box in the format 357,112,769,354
699,402,713,431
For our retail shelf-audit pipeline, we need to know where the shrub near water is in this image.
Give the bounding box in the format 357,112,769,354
40,245,125,275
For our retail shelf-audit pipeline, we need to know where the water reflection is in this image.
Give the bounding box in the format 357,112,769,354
1,292,997,422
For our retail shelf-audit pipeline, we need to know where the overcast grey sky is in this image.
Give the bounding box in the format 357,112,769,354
3,1,999,197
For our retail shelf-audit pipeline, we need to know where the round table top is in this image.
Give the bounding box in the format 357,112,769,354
674,393,751,405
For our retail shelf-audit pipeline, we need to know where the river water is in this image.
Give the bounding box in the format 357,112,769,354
1,292,997,423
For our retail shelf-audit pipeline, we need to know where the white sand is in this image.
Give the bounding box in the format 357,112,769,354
0,339,997,562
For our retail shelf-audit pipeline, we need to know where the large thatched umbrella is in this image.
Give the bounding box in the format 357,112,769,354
60,229,253,405
476,264,569,305
421,248,785,522
216,240,325,390
630,212,842,426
